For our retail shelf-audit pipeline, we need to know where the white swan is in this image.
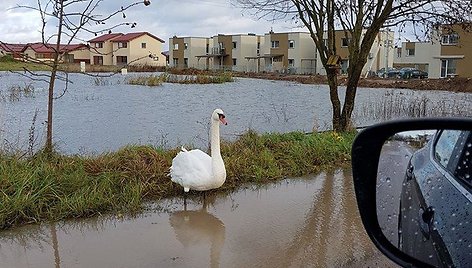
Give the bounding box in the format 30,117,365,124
170,109,227,193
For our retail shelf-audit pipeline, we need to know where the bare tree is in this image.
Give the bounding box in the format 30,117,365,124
13,0,151,154
235,0,471,131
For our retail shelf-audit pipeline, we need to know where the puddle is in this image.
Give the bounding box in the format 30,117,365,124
0,169,396,267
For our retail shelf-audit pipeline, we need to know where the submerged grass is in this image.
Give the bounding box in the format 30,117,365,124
127,72,234,86
0,131,354,229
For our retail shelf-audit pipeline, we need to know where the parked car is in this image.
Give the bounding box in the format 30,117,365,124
377,67,400,78
351,118,472,268
398,67,428,79
399,129,471,267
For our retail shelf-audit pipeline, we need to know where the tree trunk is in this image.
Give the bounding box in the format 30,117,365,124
45,0,64,154
45,70,57,153
326,68,342,131
339,63,363,131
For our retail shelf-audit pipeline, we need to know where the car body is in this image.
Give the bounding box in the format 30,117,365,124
398,68,428,79
377,67,400,78
352,118,472,268
399,129,472,267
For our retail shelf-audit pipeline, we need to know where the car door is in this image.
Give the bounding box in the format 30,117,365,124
426,130,472,267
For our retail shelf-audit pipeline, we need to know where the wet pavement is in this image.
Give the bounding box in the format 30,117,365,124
0,169,398,268
377,139,416,245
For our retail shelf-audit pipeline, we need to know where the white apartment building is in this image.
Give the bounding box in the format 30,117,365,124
169,30,394,76
394,23,472,78
169,34,264,71
316,29,395,76
394,41,441,76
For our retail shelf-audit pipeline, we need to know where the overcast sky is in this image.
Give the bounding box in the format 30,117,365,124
1,0,420,50
1,0,300,49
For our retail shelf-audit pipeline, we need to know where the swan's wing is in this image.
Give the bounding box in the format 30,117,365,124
170,149,212,187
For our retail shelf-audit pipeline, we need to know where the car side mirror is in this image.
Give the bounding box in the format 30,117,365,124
352,118,472,268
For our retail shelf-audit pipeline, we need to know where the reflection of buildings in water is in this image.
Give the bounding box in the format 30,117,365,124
263,169,376,267
169,200,225,268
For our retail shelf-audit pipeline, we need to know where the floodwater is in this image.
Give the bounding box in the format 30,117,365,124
0,72,470,155
0,169,397,268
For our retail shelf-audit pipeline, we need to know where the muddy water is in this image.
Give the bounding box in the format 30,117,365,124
0,169,396,268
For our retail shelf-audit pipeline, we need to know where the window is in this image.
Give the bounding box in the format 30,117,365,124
341,38,350,47
93,56,103,65
396,48,402,58
95,42,103,48
435,130,462,169
173,43,179,50
118,42,127,48
441,59,457,78
288,40,294,48
116,56,127,65
271,40,279,48
232,58,237,66
184,43,188,50
206,44,209,54
435,130,472,189
184,58,188,67
406,48,415,56
141,43,146,49
288,59,294,66
173,58,178,66
441,33,459,45
232,42,237,49
257,42,260,49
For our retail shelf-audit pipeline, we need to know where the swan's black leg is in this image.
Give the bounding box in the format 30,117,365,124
183,192,187,211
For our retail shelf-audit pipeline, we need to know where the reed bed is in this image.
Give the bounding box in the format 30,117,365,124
356,91,471,120
0,130,354,229
127,72,234,86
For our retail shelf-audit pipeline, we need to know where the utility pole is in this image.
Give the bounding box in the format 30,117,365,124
384,30,392,77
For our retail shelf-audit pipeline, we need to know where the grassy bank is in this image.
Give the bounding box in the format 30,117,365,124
0,130,354,229
127,72,234,85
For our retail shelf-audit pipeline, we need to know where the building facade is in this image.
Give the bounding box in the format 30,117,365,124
394,23,472,78
89,33,122,65
315,29,395,76
169,34,264,72
111,32,166,66
169,30,394,76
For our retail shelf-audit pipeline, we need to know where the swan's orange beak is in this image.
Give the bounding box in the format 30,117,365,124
220,117,228,125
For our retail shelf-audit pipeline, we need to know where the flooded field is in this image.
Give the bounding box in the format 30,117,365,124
0,72,470,155
0,169,397,268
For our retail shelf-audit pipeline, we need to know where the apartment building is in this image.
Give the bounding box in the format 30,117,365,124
315,29,395,76
394,23,472,78
169,33,264,71
394,41,440,75
255,31,317,74
170,29,393,76
436,24,472,78
169,36,209,69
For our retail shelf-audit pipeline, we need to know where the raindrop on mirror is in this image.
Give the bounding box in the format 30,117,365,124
376,129,472,267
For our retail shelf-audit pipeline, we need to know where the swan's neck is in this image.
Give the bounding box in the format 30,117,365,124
210,119,226,184
210,119,221,158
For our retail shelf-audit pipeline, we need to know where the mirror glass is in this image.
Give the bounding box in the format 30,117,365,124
376,129,472,267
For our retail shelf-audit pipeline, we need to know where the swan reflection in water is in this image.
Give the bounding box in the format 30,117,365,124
169,196,225,268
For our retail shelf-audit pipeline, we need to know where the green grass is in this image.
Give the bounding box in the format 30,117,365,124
0,59,51,72
0,130,355,229
127,72,234,86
